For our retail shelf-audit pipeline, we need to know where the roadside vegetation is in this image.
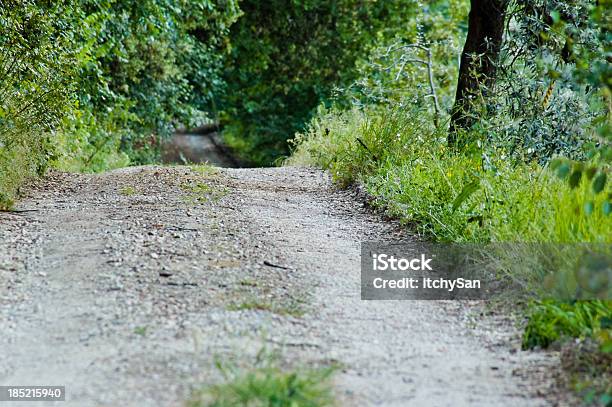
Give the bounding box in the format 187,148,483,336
0,0,415,210
0,0,240,209
188,354,336,407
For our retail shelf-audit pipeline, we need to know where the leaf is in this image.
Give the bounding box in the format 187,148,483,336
568,169,582,189
550,10,561,23
556,162,571,179
603,201,612,216
452,180,480,213
549,158,564,171
585,167,598,180
547,69,561,80
584,201,594,215
592,172,607,194
573,162,584,172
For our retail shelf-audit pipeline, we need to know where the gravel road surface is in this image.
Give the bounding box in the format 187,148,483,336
0,166,564,406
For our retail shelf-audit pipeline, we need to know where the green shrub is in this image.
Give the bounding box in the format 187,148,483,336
0,1,75,209
522,300,611,350
220,0,420,166
0,0,241,208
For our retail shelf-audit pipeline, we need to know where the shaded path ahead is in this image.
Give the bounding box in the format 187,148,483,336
0,166,562,406
161,131,240,168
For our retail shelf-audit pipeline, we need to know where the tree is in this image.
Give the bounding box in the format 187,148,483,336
448,0,509,146
219,0,415,166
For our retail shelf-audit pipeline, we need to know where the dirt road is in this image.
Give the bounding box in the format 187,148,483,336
0,166,562,406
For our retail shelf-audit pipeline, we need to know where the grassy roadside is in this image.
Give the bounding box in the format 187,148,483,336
288,105,612,404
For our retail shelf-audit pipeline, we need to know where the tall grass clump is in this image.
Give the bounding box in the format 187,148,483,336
188,355,336,407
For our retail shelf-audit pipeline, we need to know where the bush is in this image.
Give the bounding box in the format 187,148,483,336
0,1,75,209
522,300,610,350
220,0,419,166
0,0,241,208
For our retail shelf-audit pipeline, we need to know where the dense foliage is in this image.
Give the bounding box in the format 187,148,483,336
0,1,73,208
60,0,240,169
0,0,240,208
0,0,421,202
220,0,418,165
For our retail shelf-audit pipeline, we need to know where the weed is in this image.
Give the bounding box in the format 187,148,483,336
188,354,336,407
0,143,43,210
522,300,611,350
227,297,305,318
561,338,612,406
189,163,220,178
181,181,228,204
119,186,136,196
134,326,147,336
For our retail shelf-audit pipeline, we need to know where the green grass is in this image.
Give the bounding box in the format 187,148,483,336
561,333,612,406
181,181,228,204
119,186,136,196
227,297,305,317
522,300,611,350
189,163,220,178
0,140,47,210
188,359,336,407
134,326,147,336
289,106,611,245
179,164,228,204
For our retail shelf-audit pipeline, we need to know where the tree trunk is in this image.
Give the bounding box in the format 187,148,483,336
448,0,508,146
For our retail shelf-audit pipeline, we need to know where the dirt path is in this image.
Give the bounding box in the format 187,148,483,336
161,133,239,167
0,166,562,406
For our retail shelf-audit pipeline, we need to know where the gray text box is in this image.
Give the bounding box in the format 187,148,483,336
0,386,65,401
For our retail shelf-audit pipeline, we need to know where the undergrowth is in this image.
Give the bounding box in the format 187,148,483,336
188,354,336,407
289,106,611,245
523,300,611,350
